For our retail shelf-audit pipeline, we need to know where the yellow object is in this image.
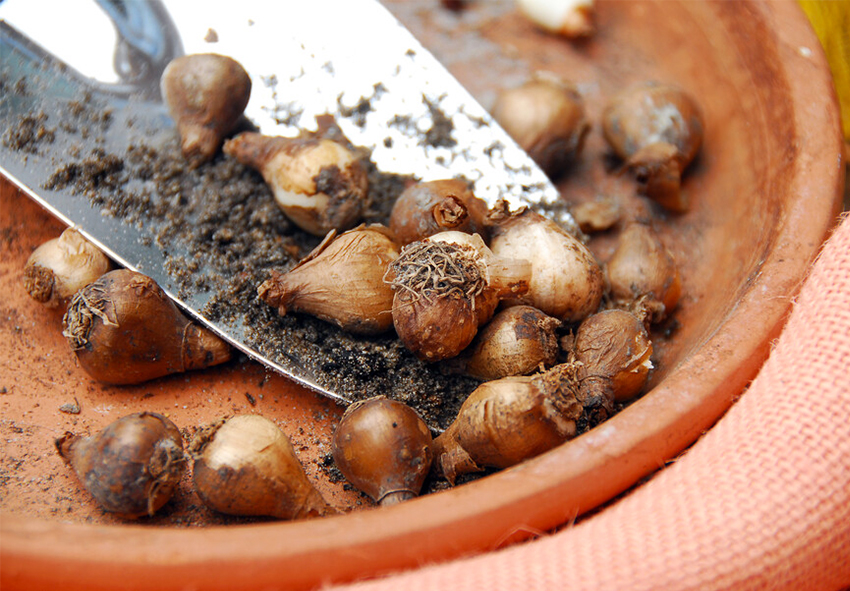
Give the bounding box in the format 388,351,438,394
799,0,850,140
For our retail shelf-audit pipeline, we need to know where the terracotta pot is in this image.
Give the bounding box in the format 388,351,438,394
0,1,844,590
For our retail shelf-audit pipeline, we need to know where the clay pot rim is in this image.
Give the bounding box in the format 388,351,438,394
1,1,844,590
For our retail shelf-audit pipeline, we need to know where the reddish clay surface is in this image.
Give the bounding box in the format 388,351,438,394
1,1,844,590
0,185,367,525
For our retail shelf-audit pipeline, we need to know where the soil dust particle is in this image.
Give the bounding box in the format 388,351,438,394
3,111,55,154
59,399,81,415
384,96,456,152
45,149,124,194
337,83,387,128
26,92,475,429
317,453,346,484
0,75,30,97
422,96,456,148
61,97,113,138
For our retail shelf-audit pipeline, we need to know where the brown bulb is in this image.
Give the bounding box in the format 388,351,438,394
387,232,531,361
160,53,251,167
55,412,185,518
571,197,622,234
573,309,653,403
433,363,583,485
62,270,231,385
462,305,561,380
427,231,531,326
488,202,604,322
224,132,368,236
23,227,112,308
492,77,590,178
392,289,479,362
389,179,490,245
605,222,681,323
602,82,704,211
190,415,333,520
258,225,398,334
332,396,433,506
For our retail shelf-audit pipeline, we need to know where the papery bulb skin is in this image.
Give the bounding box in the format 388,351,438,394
433,363,583,484
224,132,369,236
161,53,251,167
488,203,604,322
571,197,622,234
190,415,332,520
602,82,703,211
491,77,590,177
258,226,398,335
62,270,231,385
332,396,433,506
55,412,185,519
387,232,530,361
606,222,681,323
462,305,561,380
23,227,112,308
389,179,490,245
573,309,653,403
393,289,479,362
425,231,532,299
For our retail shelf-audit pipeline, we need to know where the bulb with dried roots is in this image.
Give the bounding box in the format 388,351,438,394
386,231,531,362
433,363,584,485
23,227,112,308
62,269,232,385
570,309,653,428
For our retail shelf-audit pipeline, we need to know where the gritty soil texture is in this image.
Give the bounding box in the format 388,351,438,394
0,184,371,524
0,0,707,532
0,28,483,525
1,55,482,431
0,81,522,525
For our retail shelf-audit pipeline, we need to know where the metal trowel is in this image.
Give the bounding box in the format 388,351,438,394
0,0,573,415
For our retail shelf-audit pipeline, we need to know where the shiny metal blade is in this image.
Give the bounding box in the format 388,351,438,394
0,0,573,423
1,0,574,219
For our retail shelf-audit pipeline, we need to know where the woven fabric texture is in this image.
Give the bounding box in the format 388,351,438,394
331,213,850,591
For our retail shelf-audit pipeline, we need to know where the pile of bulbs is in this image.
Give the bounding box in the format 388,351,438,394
23,40,702,519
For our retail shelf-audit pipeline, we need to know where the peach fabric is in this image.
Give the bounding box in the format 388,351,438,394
331,214,850,591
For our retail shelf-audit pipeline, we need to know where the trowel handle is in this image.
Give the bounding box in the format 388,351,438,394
95,0,184,98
